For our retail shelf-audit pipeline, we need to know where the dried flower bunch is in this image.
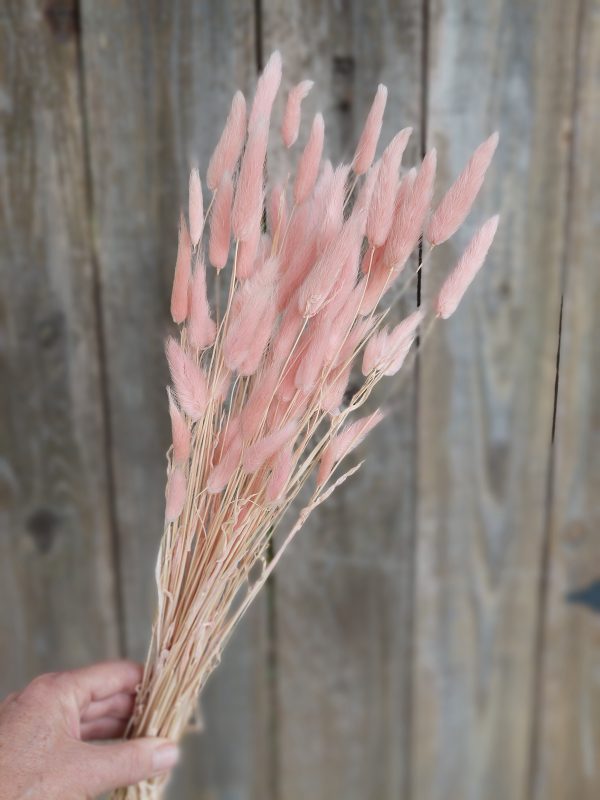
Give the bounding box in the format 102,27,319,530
113,51,498,799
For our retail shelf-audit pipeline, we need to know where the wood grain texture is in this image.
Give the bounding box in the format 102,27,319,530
78,3,271,798
0,0,120,691
261,2,423,798
533,0,600,796
414,1,580,798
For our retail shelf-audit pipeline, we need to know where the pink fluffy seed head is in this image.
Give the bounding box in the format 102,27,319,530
366,127,412,247
317,164,351,251
165,466,187,522
281,80,314,148
206,432,243,494
266,443,295,502
248,51,283,132
236,223,262,280
295,316,332,392
436,214,499,319
352,84,388,175
231,120,268,241
355,160,381,217
382,335,415,376
165,337,209,421
319,363,351,414
188,256,216,350
294,113,325,205
206,91,247,191
240,367,279,441
167,387,191,464
238,301,277,376
362,330,388,375
389,307,425,347
427,132,499,245
188,167,204,247
209,172,233,270
298,210,364,318
171,214,192,324
242,420,298,474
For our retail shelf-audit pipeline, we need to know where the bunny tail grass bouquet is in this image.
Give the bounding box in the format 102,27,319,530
112,51,499,799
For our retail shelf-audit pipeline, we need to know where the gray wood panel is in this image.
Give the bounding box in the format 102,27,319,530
78,3,272,798
261,2,423,798
414,1,581,798
0,0,120,692
534,0,600,796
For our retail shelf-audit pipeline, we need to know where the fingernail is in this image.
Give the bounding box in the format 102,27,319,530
152,743,180,774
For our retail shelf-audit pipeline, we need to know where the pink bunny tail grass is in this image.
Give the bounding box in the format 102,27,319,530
167,387,191,464
352,84,388,175
188,256,216,350
242,420,298,474
317,409,385,485
427,132,499,245
355,160,381,217
232,120,269,241
266,442,295,502
236,222,262,280
295,315,332,392
382,148,436,273
435,214,500,318
294,113,325,205
248,50,283,132
171,214,192,324
209,172,234,270
366,127,412,247
319,363,352,414
317,164,351,250
297,209,363,318
188,167,204,247
206,431,243,494
206,90,247,191
165,466,187,522
238,300,277,376
240,366,279,441
165,336,209,421
282,80,314,148
223,262,277,370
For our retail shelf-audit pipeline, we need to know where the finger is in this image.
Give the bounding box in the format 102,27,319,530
64,661,143,708
81,691,136,723
80,716,129,741
70,738,179,794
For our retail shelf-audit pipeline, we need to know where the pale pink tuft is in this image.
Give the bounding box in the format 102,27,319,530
317,164,351,251
209,172,233,270
352,84,388,175
294,315,332,392
318,363,352,414
426,132,499,245
266,442,295,502
240,367,279,441
171,214,192,324
206,431,243,494
188,255,216,350
248,51,283,132
165,466,187,522
236,222,262,280
243,420,298,474
224,258,277,370
435,214,499,318
281,80,314,148
206,91,247,191
167,387,191,464
231,120,268,241
189,167,204,247
165,337,209,421
298,210,364,318
381,149,436,274
271,306,305,368
355,160,381,216
366,127,412,247
317,409,384,485
294,113,325,205
238,300,277,376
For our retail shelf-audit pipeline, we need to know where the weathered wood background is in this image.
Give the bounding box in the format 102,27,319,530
0,0,598,798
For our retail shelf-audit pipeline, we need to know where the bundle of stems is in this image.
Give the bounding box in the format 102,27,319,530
112,52,499,799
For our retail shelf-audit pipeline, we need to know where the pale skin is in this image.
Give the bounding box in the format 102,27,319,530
0,661,179,799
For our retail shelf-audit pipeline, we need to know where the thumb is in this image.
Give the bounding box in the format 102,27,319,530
70,737,180,794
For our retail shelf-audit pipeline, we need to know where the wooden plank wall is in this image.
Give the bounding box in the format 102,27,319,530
0,2,597,799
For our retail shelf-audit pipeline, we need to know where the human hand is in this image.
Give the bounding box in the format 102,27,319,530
0,660,179,799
